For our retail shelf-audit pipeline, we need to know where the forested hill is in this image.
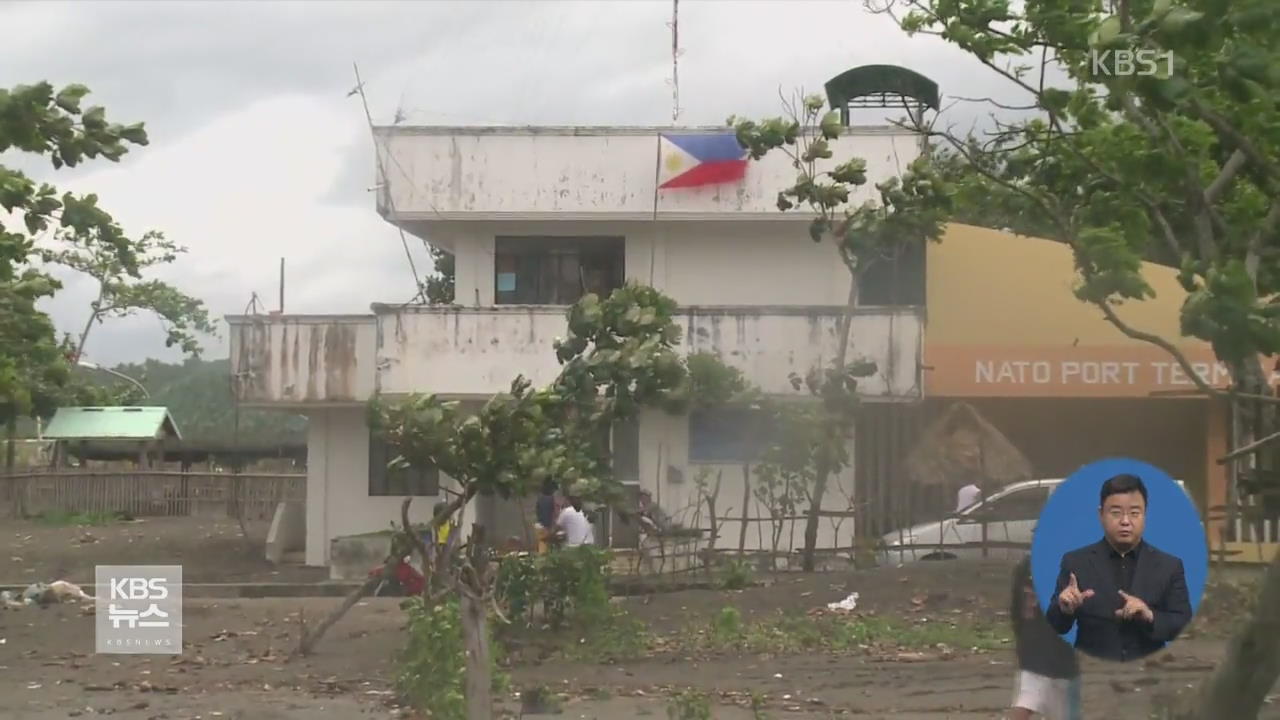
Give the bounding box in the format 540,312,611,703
110,358,306,449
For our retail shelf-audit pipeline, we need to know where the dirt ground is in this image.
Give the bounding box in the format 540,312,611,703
0,517,1276,719
0,517,327,585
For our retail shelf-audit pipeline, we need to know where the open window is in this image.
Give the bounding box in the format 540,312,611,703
368,432,439,496
688,408,777,464
494,236,625,305
858,240,926,306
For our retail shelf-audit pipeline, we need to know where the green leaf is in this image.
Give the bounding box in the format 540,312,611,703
819,111,842,140
1159,6,1206,34
54,84,90,114
1091,16,1122,48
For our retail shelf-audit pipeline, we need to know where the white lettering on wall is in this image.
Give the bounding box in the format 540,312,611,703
972,358,1246,386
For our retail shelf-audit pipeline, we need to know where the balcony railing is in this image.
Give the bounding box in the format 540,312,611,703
372,305,922,398
228,305,923,405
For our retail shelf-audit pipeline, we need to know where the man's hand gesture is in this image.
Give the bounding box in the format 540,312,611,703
1057,573,1095,615
1116,591,1154,623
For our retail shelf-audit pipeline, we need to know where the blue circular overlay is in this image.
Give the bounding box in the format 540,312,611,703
1030,458,1208,647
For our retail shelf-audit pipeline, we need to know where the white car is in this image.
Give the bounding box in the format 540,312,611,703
879,478,1188,566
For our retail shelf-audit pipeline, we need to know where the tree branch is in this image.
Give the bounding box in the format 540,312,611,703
1219,427,1280,465
1246,202,1280,284
1188,98,1279,188
1096,300,1221,397
1206,150,1248,204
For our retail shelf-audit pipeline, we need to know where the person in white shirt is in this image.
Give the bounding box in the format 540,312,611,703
956,481,983,512
555,493,595,547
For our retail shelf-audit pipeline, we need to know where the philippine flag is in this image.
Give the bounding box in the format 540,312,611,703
657,133,749,189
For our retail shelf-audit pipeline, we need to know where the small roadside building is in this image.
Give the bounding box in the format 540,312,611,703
43,407,183,469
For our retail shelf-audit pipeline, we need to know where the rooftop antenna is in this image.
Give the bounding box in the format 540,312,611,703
669,0,681,124
350,62,425,302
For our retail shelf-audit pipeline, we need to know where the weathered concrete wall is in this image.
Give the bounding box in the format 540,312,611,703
228,316,377,405
373,305,921,399
376,126,921,219
303,406,472,567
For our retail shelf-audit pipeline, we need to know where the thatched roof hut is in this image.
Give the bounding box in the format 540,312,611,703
905,402,1032,489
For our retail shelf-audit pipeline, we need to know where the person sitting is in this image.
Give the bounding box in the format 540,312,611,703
554,490,595,548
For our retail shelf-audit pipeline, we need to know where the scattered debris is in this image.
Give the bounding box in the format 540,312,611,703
825,592,860,612
2,579,94,609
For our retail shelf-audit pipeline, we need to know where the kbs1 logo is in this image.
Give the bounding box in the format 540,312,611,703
1090,49,1175,77
95,565,183,655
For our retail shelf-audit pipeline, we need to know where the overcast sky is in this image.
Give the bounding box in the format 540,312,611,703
1,0,1029,367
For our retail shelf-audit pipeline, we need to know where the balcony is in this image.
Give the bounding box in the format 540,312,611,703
372,305,922,399
228,305,922,406
374,126,921,221
228,315,378,406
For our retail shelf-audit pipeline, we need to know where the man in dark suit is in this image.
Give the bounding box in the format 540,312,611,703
1044,473,1192,662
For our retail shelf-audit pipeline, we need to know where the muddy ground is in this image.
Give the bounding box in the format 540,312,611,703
0,517,1274,719
0,517,326,585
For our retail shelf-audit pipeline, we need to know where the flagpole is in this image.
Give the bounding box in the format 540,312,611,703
654,0,679,224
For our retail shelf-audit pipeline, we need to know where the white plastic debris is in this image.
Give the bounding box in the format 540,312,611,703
826,592,860,612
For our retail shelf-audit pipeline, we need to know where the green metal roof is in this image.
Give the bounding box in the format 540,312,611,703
43,407,183,442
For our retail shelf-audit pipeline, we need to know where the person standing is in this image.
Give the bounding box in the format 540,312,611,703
1009,555,1081,720
956,480,983,512
1044,474,1192,662
534,479,558,554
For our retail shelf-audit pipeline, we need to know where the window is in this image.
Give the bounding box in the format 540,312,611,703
858,240,926,306
494,236,625,305
688,408,776,464
368,433,439,496
981,487,1050,523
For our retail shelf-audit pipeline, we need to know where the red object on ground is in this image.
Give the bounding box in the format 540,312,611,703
368,560,425,596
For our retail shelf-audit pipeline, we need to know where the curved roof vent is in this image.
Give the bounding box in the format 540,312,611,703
824,64,940,126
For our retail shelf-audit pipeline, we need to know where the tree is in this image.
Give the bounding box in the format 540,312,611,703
863,0,1280,716
730,97,951,570
302,284,688,718
0,82,157,469
423,245,456,305
42,231,215,362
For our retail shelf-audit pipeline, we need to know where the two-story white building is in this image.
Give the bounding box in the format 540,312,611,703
229,69,936,568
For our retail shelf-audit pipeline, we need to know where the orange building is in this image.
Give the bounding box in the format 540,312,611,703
922,224,1235,551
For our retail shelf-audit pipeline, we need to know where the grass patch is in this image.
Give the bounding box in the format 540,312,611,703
681,607,1008,655
34,510,125,526
561,607,651,663
667,689,712,720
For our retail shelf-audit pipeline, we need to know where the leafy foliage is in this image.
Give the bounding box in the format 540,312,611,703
730,96,951,278
396,597,506,720
886,0,1280,374
730,94,949,569
663,351,754,412
0,81,207,437
868,1,1280,717
423,245,456,305
0,82,148,283
718,558,754,591
495,546,612,628
43,230,215,359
